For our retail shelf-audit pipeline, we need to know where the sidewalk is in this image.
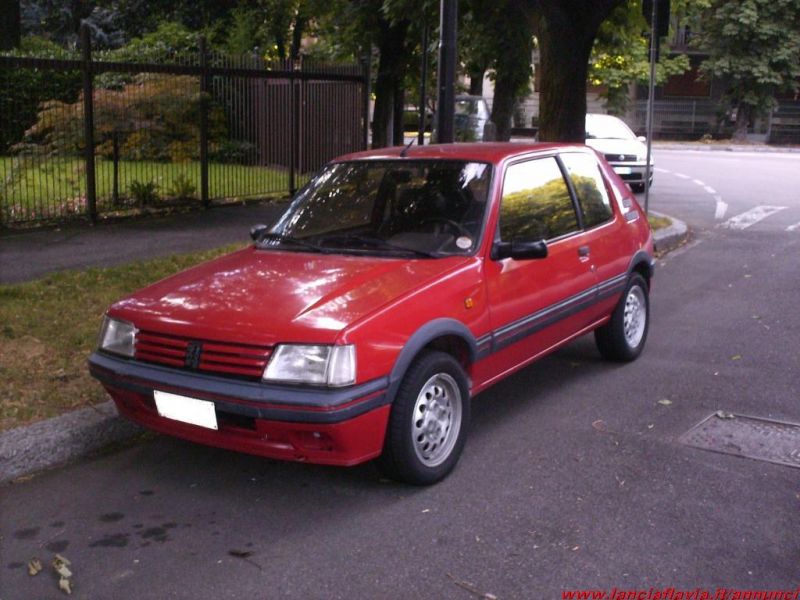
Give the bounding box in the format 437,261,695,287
653,140,800,153
0,201,287,284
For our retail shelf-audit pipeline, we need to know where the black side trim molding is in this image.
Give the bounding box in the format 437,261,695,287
89,352,390,424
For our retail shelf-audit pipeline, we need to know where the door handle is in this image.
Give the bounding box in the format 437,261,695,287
578,245,590,257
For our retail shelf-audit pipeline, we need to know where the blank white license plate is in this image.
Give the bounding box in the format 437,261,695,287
153,390,218,430
614,166,633,175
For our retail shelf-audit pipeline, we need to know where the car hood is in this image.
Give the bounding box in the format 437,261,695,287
110,247,471,346
585,137,648,159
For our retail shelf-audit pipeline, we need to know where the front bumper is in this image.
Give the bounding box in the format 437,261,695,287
89,352,391,466
609,162,653,185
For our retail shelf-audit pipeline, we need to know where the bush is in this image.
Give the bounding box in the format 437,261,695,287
18,74,228,162
129,180,159,206
0,37,82,153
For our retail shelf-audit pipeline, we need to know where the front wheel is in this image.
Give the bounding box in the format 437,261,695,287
595,273,650,362
378,351,470,485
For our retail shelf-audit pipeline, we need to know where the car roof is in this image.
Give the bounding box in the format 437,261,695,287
334,142,587,165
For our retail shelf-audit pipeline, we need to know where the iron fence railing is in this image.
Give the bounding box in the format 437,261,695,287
0,26,368,226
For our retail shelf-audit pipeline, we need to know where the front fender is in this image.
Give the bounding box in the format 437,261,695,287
385,318,478,404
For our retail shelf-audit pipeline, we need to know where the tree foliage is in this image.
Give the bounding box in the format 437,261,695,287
589,1,690,115
0,37,81,152
699,0,800,139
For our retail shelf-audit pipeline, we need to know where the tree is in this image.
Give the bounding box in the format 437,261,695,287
589,1,690,116
460,0,534,140
533,0,626,142
0,0,21,50
700,0,800,140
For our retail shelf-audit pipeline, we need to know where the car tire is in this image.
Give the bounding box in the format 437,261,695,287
378,351,470,485
595,273,649,362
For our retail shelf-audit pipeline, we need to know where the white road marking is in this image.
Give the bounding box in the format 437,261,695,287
720,206,787,230
714,196,728,220
654,167,670,174
675,173,691,180
692,178,706,187
704,185,717,195
787,222,800,232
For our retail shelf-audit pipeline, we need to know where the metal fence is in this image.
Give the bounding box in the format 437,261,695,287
0,28,368,226
631,99,721,139
631,98,800,143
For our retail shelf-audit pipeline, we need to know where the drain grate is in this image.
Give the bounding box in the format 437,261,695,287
680,412,800,469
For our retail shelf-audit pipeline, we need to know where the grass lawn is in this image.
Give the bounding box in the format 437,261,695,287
0,243,245,432
0,156,292,221
647,213,671,231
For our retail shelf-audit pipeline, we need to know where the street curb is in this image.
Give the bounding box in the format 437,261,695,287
1,214,690,484
652,211,689,254
0,400,141,484
654,142,800,153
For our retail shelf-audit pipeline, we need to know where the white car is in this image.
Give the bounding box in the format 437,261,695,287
585,114,653,193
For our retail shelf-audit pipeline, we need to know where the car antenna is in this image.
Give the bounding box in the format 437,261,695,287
399,138,415,157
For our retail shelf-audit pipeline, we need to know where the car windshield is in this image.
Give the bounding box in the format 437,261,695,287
266,160,492,257
585,116,636,140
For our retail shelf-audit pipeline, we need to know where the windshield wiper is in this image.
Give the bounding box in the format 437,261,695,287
320,233,438,258
255,232,329,253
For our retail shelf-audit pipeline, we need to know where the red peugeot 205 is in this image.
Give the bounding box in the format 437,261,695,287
90,143,654,484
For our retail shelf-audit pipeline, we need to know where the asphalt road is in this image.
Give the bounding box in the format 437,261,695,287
2,151,800,599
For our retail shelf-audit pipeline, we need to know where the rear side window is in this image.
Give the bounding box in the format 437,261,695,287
499,157,579,241
560,153,613,228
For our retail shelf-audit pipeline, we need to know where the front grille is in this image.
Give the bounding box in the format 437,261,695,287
604,153,638,163
135,330,272,379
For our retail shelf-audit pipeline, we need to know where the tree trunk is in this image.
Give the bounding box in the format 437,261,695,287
393,84,406,146
535,1,623,142
372,19,409,148
732,101,752,141
0,0,21,50
290,12,307,63
491,71,518,141
468,66,485,96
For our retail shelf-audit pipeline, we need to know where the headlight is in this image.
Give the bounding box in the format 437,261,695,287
263,344,356,387
98,315,137,357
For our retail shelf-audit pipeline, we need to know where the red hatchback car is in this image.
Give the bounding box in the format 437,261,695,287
90,143,654,484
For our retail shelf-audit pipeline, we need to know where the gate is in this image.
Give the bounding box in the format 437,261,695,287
0,27,368,226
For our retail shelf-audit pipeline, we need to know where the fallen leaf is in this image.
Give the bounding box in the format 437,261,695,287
592,419,607,432
54,554,71,566
55,563,72,578
715,410,735,420
421,509,430,513
647,424,654,429
657,399,672,406
571,545,580,551
59,577,72,595
28,558,43,576
228,550,253,559
731,355,742,361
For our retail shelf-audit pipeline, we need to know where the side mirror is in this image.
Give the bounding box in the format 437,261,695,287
492,240,548,261
637,135,647,143
250,224,269,241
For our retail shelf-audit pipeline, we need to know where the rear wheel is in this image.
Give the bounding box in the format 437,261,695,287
595,273,649,362
378,351,470,485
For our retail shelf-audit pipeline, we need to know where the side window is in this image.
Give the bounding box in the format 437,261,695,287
499,157,579,241
560,153,613,228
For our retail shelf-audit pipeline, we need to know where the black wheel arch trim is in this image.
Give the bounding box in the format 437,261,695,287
386,318,479,404
628,249,655,281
